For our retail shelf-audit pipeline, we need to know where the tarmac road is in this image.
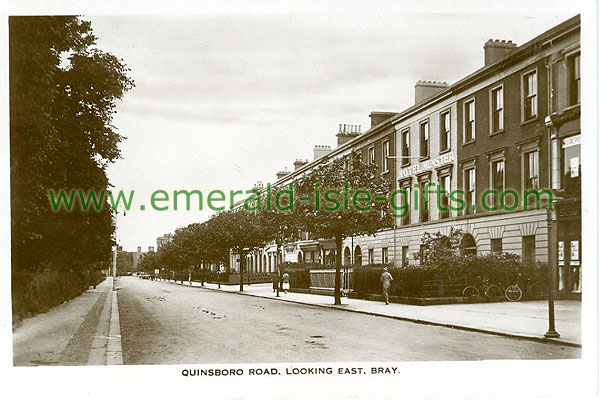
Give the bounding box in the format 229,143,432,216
117,277,580,364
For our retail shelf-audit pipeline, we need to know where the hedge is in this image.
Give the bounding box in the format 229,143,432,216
12,270,106,325
273,254,548,298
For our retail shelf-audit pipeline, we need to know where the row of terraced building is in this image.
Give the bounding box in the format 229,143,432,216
227,15,582,296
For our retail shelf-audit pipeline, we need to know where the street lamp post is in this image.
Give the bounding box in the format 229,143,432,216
545,204,560,338
112,243,117,291
112,208,126,291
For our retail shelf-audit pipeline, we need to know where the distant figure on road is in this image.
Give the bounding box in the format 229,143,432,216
380,267,393,305
281,272,290,293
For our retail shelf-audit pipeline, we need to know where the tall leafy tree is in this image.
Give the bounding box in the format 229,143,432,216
209,210,270,291
294,152,393,304
10,16,134,272
259,185,303,292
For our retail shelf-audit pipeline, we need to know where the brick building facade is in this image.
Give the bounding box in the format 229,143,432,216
232,15,581,296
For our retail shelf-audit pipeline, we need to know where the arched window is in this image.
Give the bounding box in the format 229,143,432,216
343,247,351,266
354,245,362,265
460,233,477,257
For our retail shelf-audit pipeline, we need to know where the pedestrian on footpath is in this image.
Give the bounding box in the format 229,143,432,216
282,271,290,293
380,267,393,305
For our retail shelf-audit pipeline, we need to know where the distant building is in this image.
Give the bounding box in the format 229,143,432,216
117,245,153,274
157,233,172,250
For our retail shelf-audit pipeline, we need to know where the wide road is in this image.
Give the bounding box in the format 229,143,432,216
117,277,579,364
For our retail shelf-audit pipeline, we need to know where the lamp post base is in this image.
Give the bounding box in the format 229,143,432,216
544,330,560,338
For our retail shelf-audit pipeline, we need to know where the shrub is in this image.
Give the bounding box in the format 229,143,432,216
353,264,436,297
12,269,105,325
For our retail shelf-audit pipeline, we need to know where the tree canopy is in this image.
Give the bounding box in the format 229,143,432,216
10,16,134,272
293,151,393,304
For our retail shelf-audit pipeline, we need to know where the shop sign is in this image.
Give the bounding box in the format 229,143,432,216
399,152,455,179
562,135,581,148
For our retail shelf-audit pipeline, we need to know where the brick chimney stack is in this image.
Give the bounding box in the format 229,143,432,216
484,39,517,65
313,145,332,160
293,159,309,170
336,123,361,146
369,111,397,128
276,169,290,180
415,80,449,104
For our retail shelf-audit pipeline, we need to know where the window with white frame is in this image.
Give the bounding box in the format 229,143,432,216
383,140,390,172
368,146,375,165
523,70,537,120
464,99,475,142
491,85,504,132
439,173,451,219
418,177,430,222
490,159,505,208
420,120,429,158
440,110,450,152
401,128,410,166
525,150,540,190
465,168,476,214
399,180,411,225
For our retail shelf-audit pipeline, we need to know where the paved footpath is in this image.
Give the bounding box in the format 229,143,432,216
160,278,581,347
13,277,123,366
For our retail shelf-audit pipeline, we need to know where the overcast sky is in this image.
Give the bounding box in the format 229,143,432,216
85,8,577,251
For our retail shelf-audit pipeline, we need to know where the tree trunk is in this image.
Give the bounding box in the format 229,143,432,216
276,242,281,297
239,251,245,292
334,235,342,305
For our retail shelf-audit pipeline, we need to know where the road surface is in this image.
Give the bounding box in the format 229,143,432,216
116,277,579,364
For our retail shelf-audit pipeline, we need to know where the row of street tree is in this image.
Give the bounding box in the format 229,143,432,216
140,152,394,304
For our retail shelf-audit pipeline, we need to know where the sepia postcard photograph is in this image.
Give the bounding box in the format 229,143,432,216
1,1,598,399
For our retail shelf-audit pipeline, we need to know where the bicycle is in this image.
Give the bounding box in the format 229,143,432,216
504,282,523,301
503,273,524,302
462,276,503,302
503,274,548,301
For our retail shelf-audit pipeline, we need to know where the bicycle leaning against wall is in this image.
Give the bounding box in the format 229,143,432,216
504,273,549,302
462,276,504,302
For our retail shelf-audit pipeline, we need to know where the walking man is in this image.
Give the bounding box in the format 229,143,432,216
380,267,393,305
